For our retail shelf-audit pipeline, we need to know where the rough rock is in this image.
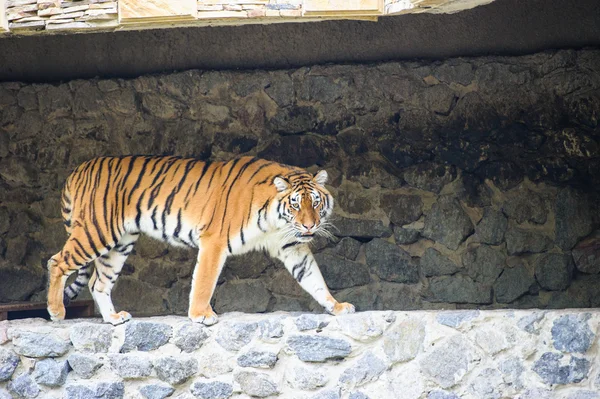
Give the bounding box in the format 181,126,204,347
494,262,535,303
222,250,272,279
189,380,233,399
551,314,595,353
312,389,341,399
287,335,352,362
0,348,19,381
535,253,574,291
332,216,392,239
364,238,419,284
468,368,503,399
532,352,590,385
463,245,505,285
423,197,474,250
499,357,524,391
213,279,271,314
215,322,257,352
237,350,278,369
403,163,456,193
572,235,600,274
330,237,361,260
139,383,175,399
505,227,553,255
285,364,328,390
436,310,480,328
294,314,330,331
380,193,423,225
393,226,420,245
428,391,460,399
502,188,548,224
65,381,125,399
383,318,425,363
334,313,390,342
555,188,593,250
121,321,172,352
427,275,492,304
420,335,475,388
8,373,40,399
474,208,508,245
338,352,387,388
70,322,112,353
257,317,285,342
517,312,546,335
235,371,279,398
173,323,210,353
67,353,103,379
109,354,153,379
420,247,459,277
315,253,371,289
153,356,198,385
12,329,71,358
32,359,69,386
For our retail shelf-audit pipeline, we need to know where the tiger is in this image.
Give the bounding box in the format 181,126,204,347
47,155,355,325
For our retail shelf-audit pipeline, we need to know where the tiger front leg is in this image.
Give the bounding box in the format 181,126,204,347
276,244,355,315
188,242,227,326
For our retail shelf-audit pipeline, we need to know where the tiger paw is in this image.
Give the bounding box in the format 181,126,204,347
189,308,219,326
105,311,132,326
47,305,66,322
331,302,356,316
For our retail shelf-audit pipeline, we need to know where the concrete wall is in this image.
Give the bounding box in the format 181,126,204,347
0,310,599,398
0,48,599,316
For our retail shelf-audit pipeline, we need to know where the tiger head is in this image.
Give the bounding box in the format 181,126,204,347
273,170,334,242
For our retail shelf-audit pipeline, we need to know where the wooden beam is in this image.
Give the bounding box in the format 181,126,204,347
119,0,197,24
304,0,383,16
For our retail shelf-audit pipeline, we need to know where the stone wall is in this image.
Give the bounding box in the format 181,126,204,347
0,310,599,398
0,48,599,315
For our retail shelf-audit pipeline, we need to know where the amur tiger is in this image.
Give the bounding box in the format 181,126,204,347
47,155,355,325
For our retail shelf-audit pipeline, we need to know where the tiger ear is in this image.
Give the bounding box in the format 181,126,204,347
273,176,290,192
313,170,328,186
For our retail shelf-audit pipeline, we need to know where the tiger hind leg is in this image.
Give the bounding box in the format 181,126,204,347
189,240,226,326
63,263,93,306
89,233,138,325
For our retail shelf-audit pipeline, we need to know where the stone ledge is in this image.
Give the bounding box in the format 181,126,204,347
0,310,598,398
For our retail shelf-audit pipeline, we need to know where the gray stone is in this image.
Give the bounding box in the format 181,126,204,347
312,390,340,399
121,321,172,352
0,347,19,381
215,322,257,352
8,373,40,399
258,317,285,342
173,323,210,353
295,314,330,331
468,368,503,399
331,237,361,260
436,310,480,328
364,238,419,284
566,391,600,399
393,226,420,245
464,245,505,284
337,284,380,311
403,163,456,193
33,359,69,386
420,247,459,277
427,275,492,304
332,216,392,239
67,353,103,379
235,371,279,398
287,335,352,362
109,354,153,379
223,250,273,279
265,73,294,107
65,382,125,399
314,253,371,289
285,365,328,390
237,350,278,368
139,383,175,399
12,329,71,358
70,322,113,353
383,318,425,363
474,208,508,245
112,278,167,316
380,193,423,225
494,262,535,303
349,393,370,399
423,196,474,250
427,391,460,399
552,314,595,353
499,357,524,390
154,356,198,385
532,352,590,385
380,283,422,310
535,253,574,291
420,335,474,388
517,312,546,334
505,227,553,255
502,188,548,224
518,388,554,399
0,388,10,399
572,235,600,274
190,380,232,399
555,188,593,250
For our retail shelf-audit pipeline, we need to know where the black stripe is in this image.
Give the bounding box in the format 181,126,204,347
227,226,232,254
193,161,212,195
174,209,182,238
151,206,158,230
282,241,301,251
135,192,146,230
240,227,245,245
127,157,151,205
219,157,260,233
246,162,272,183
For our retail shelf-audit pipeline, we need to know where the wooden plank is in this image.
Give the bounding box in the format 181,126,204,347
1,0,9,31
119,0,197,23
304,0,383,16
0,300,95,320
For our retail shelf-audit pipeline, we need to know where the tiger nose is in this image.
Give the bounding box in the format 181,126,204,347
302,223,315,231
